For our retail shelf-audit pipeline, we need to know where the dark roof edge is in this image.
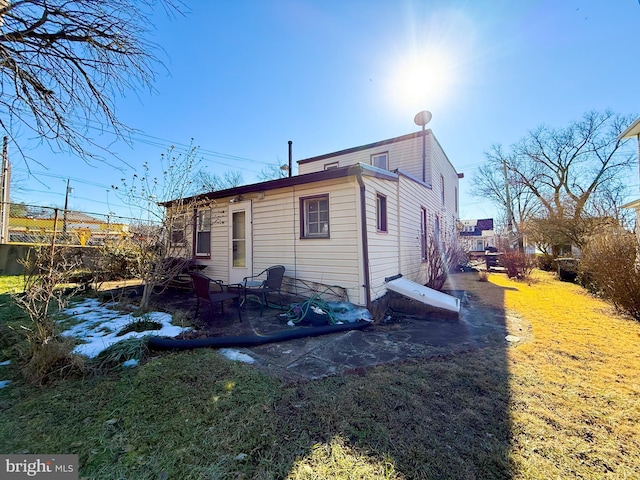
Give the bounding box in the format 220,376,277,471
161,163,387,207
297,130,431,165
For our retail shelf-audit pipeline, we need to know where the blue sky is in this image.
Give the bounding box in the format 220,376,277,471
10,0,640,222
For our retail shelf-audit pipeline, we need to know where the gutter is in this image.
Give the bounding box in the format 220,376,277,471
354,165,372,309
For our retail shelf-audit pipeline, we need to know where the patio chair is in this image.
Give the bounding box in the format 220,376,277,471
241,265,286,316
190,273,242,325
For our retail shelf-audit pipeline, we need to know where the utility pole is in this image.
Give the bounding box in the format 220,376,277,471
502,158,516,250
0,136,10,244
63,178,71,234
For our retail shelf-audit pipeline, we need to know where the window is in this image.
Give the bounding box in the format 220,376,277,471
440,174,445,206
376,193,387,232
301,195,329,238
170,216,185,245
195,209,211,256
370,152,388,170
421,207,428,260
455,187,458,213
324,161,339,170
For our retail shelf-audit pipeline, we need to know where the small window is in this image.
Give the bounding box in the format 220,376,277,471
455,187,458,213
301,195,329,238
376,193,387,232
371,152,388,170
441,174,445,206
195,209,211,256
421,207,428,260
324,162,339,170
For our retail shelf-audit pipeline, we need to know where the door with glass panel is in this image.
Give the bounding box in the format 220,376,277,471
229,201,252,284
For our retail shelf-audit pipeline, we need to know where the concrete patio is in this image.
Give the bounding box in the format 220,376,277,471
146,272,528,382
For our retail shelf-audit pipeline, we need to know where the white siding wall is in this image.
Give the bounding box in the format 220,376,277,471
298,132,433,184
362,175,401,302
191,177,365,305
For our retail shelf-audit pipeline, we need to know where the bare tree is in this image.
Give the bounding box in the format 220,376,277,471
195,169,243,193
472,144,541,237
0,0,181,167
473,110,637,252
257,162,289,181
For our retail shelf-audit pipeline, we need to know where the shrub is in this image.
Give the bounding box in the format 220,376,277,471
580,227,640,320
536,253,556,272
501,251,535,280
425,235,465,291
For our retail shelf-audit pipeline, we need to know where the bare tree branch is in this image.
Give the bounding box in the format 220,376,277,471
0,0,183,168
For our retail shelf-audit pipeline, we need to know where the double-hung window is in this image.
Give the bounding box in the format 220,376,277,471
195,209,211,256
371,152,388,170
169,215,186,246
301,195,329,238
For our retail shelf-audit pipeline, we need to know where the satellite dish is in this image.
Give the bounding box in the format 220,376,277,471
414,110,433,127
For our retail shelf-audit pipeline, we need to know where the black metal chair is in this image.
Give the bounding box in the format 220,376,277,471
190,273,242,324
241,265,286,316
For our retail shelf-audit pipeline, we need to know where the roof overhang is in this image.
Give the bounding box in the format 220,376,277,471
621,198,640,210
161,163,398,208
619,117,640,140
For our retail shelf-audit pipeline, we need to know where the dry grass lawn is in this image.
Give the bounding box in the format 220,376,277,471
1,271,640,479
461,270,640,479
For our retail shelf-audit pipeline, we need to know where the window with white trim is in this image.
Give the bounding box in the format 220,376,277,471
371,152,388,170
301,195,329,238
195,209,211,256
324,161,339,170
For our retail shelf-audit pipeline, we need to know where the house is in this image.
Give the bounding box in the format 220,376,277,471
166,130,461,308
458,218,497,255
620,117,640,242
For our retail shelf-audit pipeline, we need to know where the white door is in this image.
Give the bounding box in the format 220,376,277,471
229,201,252,284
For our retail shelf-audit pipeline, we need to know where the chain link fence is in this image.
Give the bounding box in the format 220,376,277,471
2,202,161,247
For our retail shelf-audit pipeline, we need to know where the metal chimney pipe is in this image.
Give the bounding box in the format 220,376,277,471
288,141,292,177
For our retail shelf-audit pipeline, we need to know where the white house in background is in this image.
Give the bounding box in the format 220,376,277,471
165,130,461,308
620,117,640,241
458,218,497,254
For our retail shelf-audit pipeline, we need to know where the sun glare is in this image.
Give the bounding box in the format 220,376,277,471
390,50,456,111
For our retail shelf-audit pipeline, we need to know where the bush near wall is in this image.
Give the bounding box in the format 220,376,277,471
501,251,535,280
580,227,640,320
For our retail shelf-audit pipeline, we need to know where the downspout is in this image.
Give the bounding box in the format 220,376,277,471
355,166,372,309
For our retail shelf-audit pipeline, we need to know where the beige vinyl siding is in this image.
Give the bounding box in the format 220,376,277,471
299,134,429,183
291,179,363,303
195,177,365,305
251,189,296,273
397,175,430,283
362,175,400,301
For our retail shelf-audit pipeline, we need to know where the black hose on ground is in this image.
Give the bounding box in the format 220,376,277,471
148,320,372,351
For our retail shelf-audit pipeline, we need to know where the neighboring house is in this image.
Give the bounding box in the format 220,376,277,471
166,130,461,308
620,117,640,243
458,218,496,254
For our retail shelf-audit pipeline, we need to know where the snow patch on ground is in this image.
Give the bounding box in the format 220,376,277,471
61,298,190,359
219,348,255,364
